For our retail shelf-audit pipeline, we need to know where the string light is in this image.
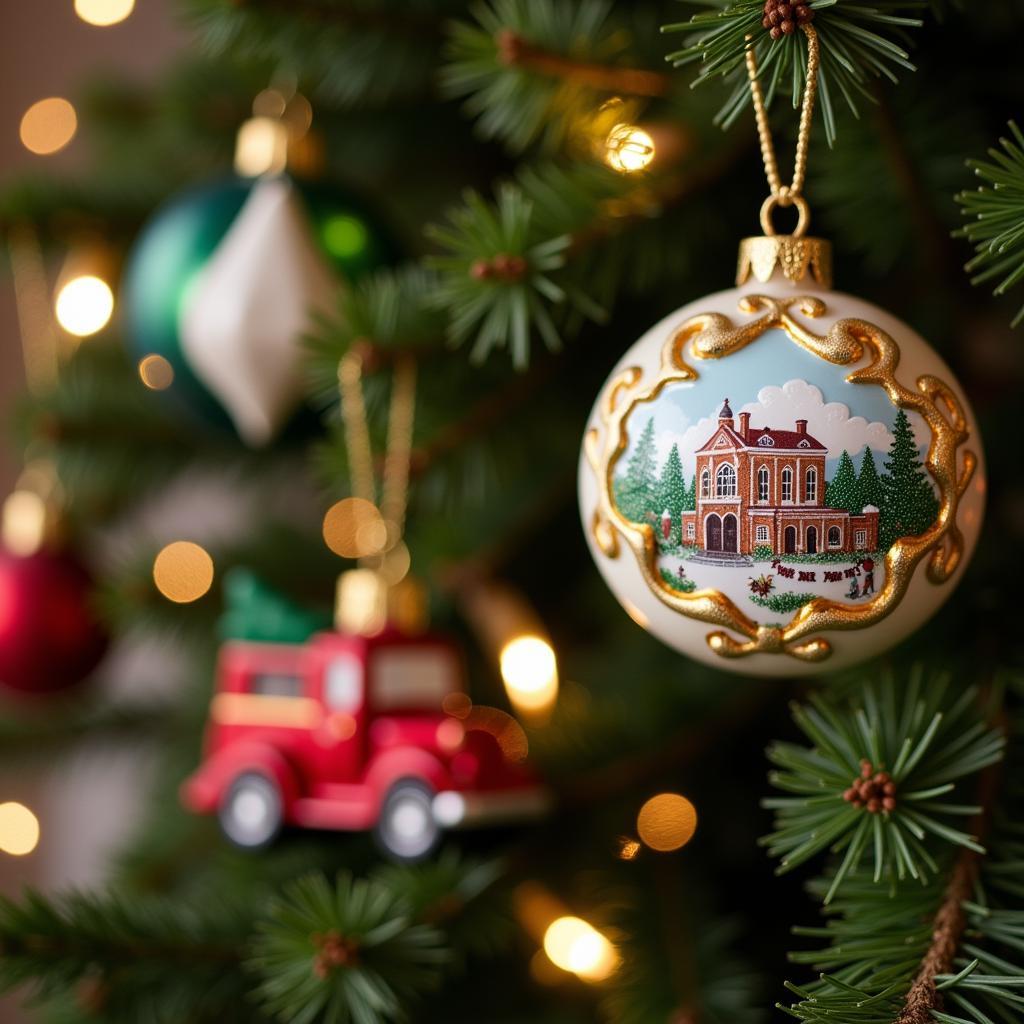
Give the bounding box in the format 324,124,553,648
54,275,114,337
153,541,215,603
499,635,559,720
604,123,655,173
138,354,175,390
0,802,40,856
322,498,387,559
74,0,135,26
543,916,618,981
636,793,698,852
20,98,77,156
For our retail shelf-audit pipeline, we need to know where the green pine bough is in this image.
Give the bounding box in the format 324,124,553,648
762,673,1024,1024
957,121,1024,328
661,1,924,145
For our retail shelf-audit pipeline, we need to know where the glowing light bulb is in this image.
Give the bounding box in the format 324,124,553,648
543,916,618,981
74,0,135,26
637,793,698,852
153,541,215,603
500,635,558,719
55,275,114,337
604,123,655,173
0,802,40,856
138,354,175,390
20,98,77,155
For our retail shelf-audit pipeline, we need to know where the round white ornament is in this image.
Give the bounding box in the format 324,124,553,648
578,234,985,676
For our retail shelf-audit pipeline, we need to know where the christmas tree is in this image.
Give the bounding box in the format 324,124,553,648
856,445,884,513
615,417,658,523
0,3,1021,1024
824,450,859,513
880,409,941,550
657,443,686,543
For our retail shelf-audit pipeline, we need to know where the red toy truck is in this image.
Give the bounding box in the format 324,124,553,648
182,628,548,860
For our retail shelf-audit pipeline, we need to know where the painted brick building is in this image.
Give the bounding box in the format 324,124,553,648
679,399,879,556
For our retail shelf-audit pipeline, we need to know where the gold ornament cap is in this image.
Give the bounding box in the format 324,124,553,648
335,569,429,637
737,194,832,288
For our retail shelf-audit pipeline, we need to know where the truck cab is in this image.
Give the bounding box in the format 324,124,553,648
182,629,547,860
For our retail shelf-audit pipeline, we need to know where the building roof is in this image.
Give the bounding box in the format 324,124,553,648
718,398,733,419
695,423,828,453
745,426,827,450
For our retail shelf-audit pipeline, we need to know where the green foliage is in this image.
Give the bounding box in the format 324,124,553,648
661,1,924,145
657,442,687,542
856,446,883,510
251,871,449,1024
659,566,697,591
824,450,859,513
957,121,1024,327
879,409,939,549
762,672,1004,903
616,417,658,522
427,185,575,365
749,591,815,614
442,0,638,153
752,543,774,561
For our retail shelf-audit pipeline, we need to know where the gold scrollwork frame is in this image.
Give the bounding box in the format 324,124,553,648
584,295,977,663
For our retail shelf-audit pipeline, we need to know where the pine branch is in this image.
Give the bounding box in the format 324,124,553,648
662,1,925,145
956,121,1024,328
442,0,673,153
762,670,1005,903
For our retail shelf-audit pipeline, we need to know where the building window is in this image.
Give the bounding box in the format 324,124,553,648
686,522,695,539
757,465,769,502
828,526,841,548
715,463,737,497
781,467,793,502
700,469,710,499
755,524,769,543
757,434,774,446
855,529,867,549
805,467,817,503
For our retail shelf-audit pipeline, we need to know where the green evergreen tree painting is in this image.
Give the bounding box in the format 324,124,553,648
824,450,860,513
657,443,686,543
880,410,940,549
616,417,658,523
685,473,696,512
856,446,884,511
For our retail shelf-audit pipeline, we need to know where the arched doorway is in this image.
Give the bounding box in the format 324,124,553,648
723,514,738,552
784,526,796,553
706,514,722,551
806,526,818,554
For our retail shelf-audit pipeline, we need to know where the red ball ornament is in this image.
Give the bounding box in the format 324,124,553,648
0,546,107,695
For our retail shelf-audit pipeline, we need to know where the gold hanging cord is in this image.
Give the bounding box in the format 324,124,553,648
744,23,820,238
336,347,417,554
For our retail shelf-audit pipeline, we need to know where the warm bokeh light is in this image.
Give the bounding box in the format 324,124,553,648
0,802,40,856
499,635,558,718
617,836,641,861
138,354,175,390
323,498,387,559
637,793,698,852
19,97,77,155
234,116,289,177
153,541,215,603
604,123,655,173
543,916,618,981
1,491,48,557
74,0,135,26
55,275,114,337
464,705,529,763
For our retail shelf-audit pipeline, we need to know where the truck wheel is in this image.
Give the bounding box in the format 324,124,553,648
219,772,283,849
375,779,440,862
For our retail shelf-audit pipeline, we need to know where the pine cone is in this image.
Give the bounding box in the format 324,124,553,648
762,0,813,39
